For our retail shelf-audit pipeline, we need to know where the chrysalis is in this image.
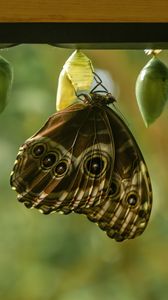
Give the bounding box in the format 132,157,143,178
56,50,94,110
135,54,168,126
0,55,13,113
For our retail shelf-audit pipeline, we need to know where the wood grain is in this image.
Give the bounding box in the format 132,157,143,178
0,0,168,22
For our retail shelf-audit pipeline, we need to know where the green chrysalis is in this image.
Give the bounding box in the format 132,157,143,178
135,56,168,126
0,55,13,113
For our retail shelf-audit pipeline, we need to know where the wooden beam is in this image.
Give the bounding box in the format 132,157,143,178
0,23,168,49
0,0,168,22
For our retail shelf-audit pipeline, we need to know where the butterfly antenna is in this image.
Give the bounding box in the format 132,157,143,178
91,72,109,94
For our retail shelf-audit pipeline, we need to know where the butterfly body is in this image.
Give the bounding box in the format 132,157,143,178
10,92,152,241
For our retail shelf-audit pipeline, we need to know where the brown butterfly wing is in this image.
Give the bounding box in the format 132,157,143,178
10,102,115,214
10,94,152,242
85,103,152,241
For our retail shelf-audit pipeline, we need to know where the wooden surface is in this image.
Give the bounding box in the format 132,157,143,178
0,0,168,22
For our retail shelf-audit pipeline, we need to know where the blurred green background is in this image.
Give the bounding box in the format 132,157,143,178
0,44,168,300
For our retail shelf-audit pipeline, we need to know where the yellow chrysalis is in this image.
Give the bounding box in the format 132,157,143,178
56,50,94,111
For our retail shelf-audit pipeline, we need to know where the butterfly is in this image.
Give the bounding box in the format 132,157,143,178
10,76,152,242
